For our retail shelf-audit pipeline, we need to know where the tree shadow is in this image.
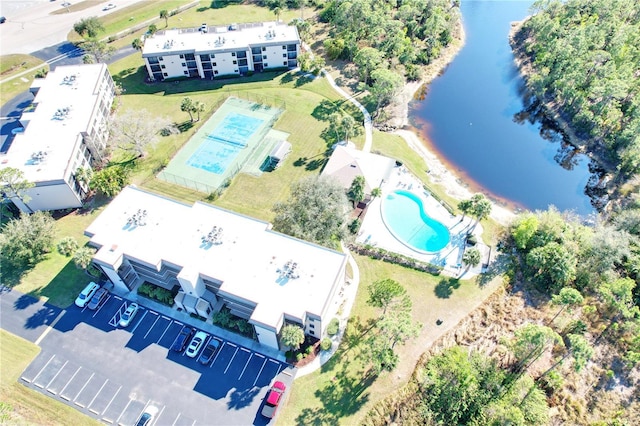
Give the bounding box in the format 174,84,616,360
311,99,341,122
305,158,327,171
177,120,194,132
13,293,38,310
0,259,30,288
476,252,511,288
434,277,461,299
293,157,307,167
342,315,377,350
294,75,314,88
227,386,260,410
279,73,294,85
25,305,60,329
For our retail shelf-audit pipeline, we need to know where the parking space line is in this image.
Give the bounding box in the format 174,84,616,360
114,295,122,301
116,398,133,424
31,354,56,385
252,358,268,387
87,379,108,411
101,385,122,415
155,405,166,423
156,320,173,344
93,295,111,316
238,353,253,380
130,309,148,333
58,367,81,400
209,341,225,368
162,315,171,320
226,342,237,348
73,372,94,406
44,360,68,391
172,413,182,426
144,314,161,339
224,347,240,374
174,320,183,326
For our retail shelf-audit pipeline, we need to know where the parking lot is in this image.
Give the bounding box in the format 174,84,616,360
19,294,294,425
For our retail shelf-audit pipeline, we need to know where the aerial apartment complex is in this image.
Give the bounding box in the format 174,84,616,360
0,64,115,212
85,186,347,350
141,21,300,81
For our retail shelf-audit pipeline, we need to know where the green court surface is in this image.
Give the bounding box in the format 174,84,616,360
158,96,287,193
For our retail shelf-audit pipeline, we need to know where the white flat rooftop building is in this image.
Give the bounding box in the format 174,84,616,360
1,64,115,212
142,21,300,81
85,186,347,350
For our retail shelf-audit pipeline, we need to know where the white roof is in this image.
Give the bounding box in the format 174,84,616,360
322,146,396,193
0,64,107,183
85,186,346,329
142,22,299,56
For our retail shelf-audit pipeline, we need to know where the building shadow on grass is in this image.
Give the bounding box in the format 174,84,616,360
434,277,461,298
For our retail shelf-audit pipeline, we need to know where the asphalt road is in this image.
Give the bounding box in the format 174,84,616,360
2,287,295,425
0,0,145,55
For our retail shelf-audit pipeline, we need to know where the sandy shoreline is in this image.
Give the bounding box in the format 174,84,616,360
387,17,516,226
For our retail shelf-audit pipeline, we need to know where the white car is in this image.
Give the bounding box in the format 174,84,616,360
103,3,116,11
119,303,139,327
75,282,100,308
185,331,208,358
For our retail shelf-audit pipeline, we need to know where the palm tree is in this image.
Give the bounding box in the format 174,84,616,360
159,9,169,28
462,247,481,273
73,246,96,270
131,38,143,53
457,199,473,221
193,100,206,122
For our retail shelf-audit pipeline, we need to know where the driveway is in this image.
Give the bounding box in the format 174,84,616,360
1,288,295,425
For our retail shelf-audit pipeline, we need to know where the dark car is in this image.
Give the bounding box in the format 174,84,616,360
0,17,6,24
198,338,221,365
87,287,108,310
171,327,195,352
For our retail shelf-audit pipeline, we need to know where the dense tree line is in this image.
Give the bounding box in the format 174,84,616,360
513,0,640,180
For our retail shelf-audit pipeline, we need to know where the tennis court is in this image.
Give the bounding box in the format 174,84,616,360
158,97,283,192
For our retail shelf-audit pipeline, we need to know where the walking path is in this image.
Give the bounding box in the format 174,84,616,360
295,243,361,378
301,42,373,153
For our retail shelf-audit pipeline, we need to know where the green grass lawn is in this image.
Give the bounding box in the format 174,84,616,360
0,330,100,425
278,254,502,424
2,197,110,308
0,54,47,108
107,51,363,218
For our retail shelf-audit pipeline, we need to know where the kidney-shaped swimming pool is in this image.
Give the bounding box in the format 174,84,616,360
381,190,450,253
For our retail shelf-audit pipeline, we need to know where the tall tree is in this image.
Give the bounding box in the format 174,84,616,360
181,97,195,122
511,324,563,373
367,278,406,314
73,16,104,39
462,247,482,271
369,68,403,117
108,109,171,158
193,100,206,122
280,324,305,351
353,47,384,84
347,175,365,208
159,9,169,27
457,198,473,221
470,193,492,226
82,39,115,64
549,287,584,325
73,246,96,270
131,38,143,53
0,167,34,211
0,211,56,267
89,165,130,198
272,175,348,247
526,241,577,293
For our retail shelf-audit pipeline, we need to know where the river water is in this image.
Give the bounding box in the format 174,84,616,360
409,0,594,215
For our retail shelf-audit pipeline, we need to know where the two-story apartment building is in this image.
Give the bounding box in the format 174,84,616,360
85,186,347,351
141,21,300,81
0,64,115,212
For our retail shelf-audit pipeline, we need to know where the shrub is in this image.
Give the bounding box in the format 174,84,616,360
305,345,313,355
327,318,340,336
348,218,361,234
212,309,232,327
320,337,332,351
296,353,304,361
35,68,48,78
57,236,79,256
137,283,174,306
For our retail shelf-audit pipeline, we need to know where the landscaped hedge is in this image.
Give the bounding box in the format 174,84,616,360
137,283,177,306
348,243,443,275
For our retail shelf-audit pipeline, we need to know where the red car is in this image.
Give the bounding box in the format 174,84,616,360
261,381,286,418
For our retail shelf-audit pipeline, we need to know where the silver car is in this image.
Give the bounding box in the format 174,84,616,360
119,303,139,327
185,331,208,358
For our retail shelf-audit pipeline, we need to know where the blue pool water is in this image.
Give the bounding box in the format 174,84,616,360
187,113,264,174
382,190,450,252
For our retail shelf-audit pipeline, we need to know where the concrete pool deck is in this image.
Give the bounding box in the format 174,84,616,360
356,166,490,278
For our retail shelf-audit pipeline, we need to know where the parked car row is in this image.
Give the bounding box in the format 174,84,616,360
170,327,221,365
75,282,108,310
